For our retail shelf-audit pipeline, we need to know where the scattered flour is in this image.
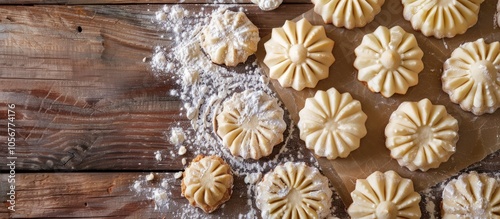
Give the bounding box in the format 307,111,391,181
139,4,329,218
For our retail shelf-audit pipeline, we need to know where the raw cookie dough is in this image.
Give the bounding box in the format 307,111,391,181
181,155,233,213
298,87,367,160
442,38,500,115
385,98,459,172
442,171,500,218
354,25,424,98
251,0,282,11
402,0,484,38
348,170,422,219
216,90,286,160
200,10,260,66
264,18,335,91
311,0,385,29
256,162,333,219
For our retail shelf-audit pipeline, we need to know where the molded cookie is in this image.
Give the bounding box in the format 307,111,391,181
264,18,335,91
354,26,424,97
311,0,385,29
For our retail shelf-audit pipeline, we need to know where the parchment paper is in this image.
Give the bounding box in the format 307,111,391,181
256,1,500,204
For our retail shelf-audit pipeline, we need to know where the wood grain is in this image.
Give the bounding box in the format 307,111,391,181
0,4,312,171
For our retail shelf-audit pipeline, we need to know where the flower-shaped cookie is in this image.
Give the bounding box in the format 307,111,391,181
385,98,459,171
402,0,484,38
251,0,282,11
264,18,335,91
442,171,500,218
200,10,260,66
311,0,385,29
354,26,424,97
181,155,233,213
298,87,367,160
256,162,332,218
216,90,286,160
442,38,500,115
348,171,422,219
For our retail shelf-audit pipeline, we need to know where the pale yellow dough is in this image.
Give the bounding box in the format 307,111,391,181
402,0,484,39
216,90,286,160
256,162,333,219
264,18,335,91
181,155,233,213
442,171,500,218
311,0,385,29
354,26,424,98
200,10,260,66
385,98,459,172
348,170,422,219
298,87,367,160
442,38,500,115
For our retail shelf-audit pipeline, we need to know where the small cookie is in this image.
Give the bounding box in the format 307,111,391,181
251,0,282,11
348,170,422,219
298,87,367,160
354,26,424,98
402,0,484,38
442,38,500,115
442,171,500,218
181,155,233,213
264,18,335,91
385,98,459,171
200,10,260,66
311,0,385,29
256,162,333,218
216,90,286,160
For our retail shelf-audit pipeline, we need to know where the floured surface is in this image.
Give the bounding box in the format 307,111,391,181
256,1,500,204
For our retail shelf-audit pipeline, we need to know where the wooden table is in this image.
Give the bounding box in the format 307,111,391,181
0,1,498,218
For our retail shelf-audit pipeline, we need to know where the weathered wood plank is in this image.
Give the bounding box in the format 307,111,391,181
0,172,252,218
0,4,312,171
0,0,312,5
0,151,498,218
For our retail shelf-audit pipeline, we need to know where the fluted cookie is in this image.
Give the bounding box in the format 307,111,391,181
264,18,335,91
256,162,333,218
354,26,424,97
200,10,260,66
298,87,367,160
216,90,286,160
181,155,233,213
385,98,459,171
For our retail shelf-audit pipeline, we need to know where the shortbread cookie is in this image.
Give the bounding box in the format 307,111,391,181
216,90,286,160
200,10,260,66
181,155,233,213
385,98,459,171
298,87,367,160
348,170,421,219
354,26,424,97
311,0,385,29
256,162,332,218
402,0,484,38
442,171,500,218
442,38,500,115
251,0,282,11
264,18,335,91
